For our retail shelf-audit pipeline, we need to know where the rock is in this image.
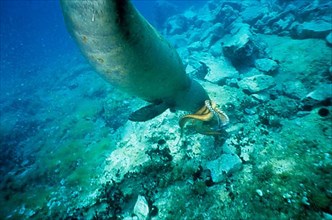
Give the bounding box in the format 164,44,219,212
251,93,270,103
326,32,332,46
238,74,276,93
202,34,220,49
168,34,187,49
256,189,263,197
241,5,267,25
213,4,240,28
188,41,203,53
293,20,332,39
206,153,242,183
166,15,188,35
222,24,260,66
103,123,151,182
183,9,197,21
282,81,308,100
303,84,332,107
209,40,223,57
185,59,209,79
188,32,201,43
242,67,262,78
153,0,178,28
133,195,149,220
200,23,223,42
255,58,279,74
272,14,295,34
202,56,239,84
323,212,332,220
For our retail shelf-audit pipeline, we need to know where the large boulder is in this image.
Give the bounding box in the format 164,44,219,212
222,23,265,66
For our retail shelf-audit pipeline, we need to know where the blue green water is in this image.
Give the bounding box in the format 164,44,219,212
1,0,331,219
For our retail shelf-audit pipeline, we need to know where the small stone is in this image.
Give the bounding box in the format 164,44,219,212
19,205,26,215
133,195,149,220
244,107,256,115
251,93,270,102
323,212,332,220
256,189,263,197
301,196,310,206
283,193,292,199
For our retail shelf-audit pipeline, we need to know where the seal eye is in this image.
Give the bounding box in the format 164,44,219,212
179,100,229,135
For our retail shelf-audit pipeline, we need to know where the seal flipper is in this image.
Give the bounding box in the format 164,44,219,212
129,102,169,122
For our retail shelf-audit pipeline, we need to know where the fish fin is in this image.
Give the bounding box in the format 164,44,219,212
129,102,169,122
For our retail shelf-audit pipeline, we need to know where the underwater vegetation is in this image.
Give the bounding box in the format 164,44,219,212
0,0,331,219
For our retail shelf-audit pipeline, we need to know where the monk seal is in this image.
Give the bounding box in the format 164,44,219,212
60,0,229,134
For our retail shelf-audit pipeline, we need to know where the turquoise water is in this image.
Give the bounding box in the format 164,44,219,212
1,0,331,219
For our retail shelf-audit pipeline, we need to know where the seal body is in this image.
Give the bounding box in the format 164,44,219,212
60,0,209,120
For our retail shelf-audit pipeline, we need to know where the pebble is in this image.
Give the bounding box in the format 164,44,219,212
133,195,149,220
256,189,263,197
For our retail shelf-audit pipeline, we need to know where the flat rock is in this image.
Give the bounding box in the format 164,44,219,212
238,74,276,93
282,81,308,100
255,58,279,74
294,20,332,39
202,56,239,84
241,5,267,25
305,84,332,102
206,153,242,183
251,92,270,102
